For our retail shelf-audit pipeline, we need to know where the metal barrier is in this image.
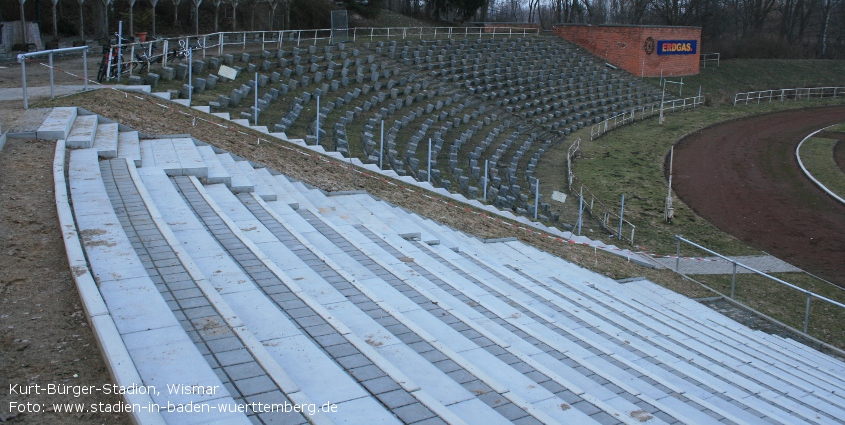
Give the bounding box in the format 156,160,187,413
571,175,636,245
104,26,540,80
699,52,720,68
674,235,845,334
17,45,91,109
590,95,704,141
566,137,580,192
734,87,844,106
352,26,540,42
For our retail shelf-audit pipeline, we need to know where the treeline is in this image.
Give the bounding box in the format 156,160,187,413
384,0,845,58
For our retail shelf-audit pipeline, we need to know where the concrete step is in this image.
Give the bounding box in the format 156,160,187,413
140,138,208,178
211,112,230,120
65,114,99,149
136,167,383,424
68,149,248,423
116,131,141,167
216,153,254,193
196,146,232,186
192,105,211,113
171,178,434,424
92,122,119,158
231,119,251,127
151,92,171,100
37,107,77,140
234,161,276,201
171,99,190,106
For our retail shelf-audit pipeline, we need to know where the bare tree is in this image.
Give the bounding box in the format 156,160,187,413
172,0,182,27
149,0,159,36
191,0,203,34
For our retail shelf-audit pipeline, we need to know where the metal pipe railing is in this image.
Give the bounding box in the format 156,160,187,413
17,45,91,109
674,235,845,334
590,95,704,141
734,86,844,106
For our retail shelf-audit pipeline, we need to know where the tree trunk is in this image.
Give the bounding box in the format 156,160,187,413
214,2,219,32
52,0,58,39
150,0,157,36
78,0,85,39
232,0,238,31
129,1,134,34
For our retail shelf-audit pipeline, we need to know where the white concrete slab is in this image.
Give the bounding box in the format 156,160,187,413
37,107,77,140
216,153,254,193
196,145,232,186
235,161,276,201
172,137,208,178
117,131,142,166
65,114,99,148
92,122,119,158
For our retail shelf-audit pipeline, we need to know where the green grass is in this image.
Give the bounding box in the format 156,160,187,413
798,137,845,199
828,123,845,133
690,272,845,349
645,59,845,105
534,98,845,256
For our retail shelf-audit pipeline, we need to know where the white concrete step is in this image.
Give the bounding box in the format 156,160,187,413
234,161,276,201
253,169,301,209
192,105,211,113
196,146,232,186
230,119,251,127
92,122,119,158
216,153,254,193
151,92,171,100
65,114,99,149
37,107,77,140
136,168,389,423
116,131,141,167
171,99,190,106
140,138,208,178
68,150,248,423
211,112,230,120
215,191,556,424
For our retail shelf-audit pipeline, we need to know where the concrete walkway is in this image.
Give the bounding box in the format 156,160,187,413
652,255,803,275
0,84,151,102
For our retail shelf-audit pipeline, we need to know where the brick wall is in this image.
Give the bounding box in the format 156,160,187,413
552,24,701,77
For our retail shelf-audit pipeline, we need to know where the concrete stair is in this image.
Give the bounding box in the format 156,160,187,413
56,106,845,425
65,114,98,149
92,122,119,158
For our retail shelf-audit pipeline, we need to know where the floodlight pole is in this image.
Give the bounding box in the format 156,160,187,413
254,71,258,125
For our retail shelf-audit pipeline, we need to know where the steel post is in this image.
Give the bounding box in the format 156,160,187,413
731,262,737,298
804,294,812,333
49,53,55,99
21,58,28,109
379,120,384,169
618,194,625,240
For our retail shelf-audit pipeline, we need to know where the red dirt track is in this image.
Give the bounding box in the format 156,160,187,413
673,106,845,286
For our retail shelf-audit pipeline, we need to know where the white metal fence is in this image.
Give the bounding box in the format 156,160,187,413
590,95,705,141
699,52,720,68
571,176,637,245
734,86,844,106
109,26,541,77
17,45,92,109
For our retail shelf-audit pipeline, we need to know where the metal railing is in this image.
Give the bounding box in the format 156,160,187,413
674,235,845,334
734,86,844,106
571,175,636,244
107,25,541,79
566,137,580,192
17,45,91,109
699,52,720,68
351,26,540,42
590,95,704,141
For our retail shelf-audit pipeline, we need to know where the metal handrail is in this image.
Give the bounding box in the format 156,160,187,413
733,86,843,106
674,235,845,333
17,45,92,109
590,95,704,140
699,52,720,68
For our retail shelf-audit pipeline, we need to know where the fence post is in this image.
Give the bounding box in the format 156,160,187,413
618,194,625,240
534,178,539,220
20,57,28,109
49,52,55,99
219,33,224,56
316,96,320,146
483,159,488,201
83,48,88,92
675,237,681,272
379,120,384,169
804,293,812,334
254,71,258,125
577,187,583,235
427,138,431,184
730,262,737,298
162,40,169,68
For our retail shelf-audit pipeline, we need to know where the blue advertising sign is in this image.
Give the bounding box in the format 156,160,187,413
657,40,698,55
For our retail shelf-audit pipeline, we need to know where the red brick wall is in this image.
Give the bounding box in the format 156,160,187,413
552,25,701,77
